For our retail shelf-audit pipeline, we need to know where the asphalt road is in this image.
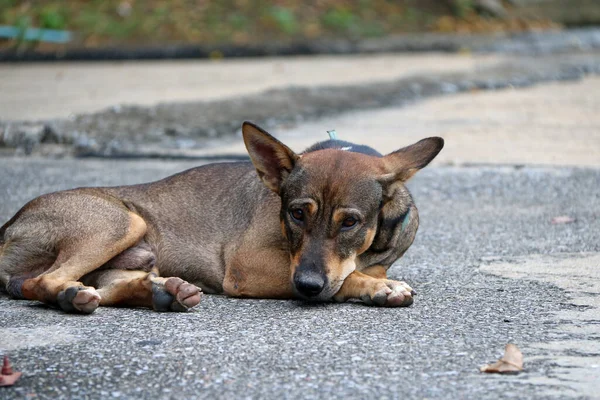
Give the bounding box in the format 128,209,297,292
1,158,598,399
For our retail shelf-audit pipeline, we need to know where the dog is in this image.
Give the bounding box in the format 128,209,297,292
0,122,443,313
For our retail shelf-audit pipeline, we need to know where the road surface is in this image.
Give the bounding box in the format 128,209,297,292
1,157,598,399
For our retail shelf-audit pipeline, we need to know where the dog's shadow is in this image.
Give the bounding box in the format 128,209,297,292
291,299,376,309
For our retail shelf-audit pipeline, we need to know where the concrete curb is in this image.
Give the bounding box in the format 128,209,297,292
1,28,600,62
2,51,600,159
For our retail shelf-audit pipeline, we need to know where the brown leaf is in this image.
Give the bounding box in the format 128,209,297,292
0,356,22,386
480,344,524,374
0,372,22,387
551,216,575,225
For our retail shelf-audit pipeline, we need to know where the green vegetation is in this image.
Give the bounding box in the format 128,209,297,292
451,0,475,18
0,0,557,49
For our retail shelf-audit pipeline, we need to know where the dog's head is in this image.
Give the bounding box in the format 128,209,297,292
243,122,443,300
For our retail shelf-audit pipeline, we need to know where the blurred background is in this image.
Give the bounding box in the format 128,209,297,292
0,1,577,52
1,0,600,163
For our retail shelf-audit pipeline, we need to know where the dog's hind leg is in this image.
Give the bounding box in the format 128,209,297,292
15,199,148,314
20,211,146,313
82,269,202,312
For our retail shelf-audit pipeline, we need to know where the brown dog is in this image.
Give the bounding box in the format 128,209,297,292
0,122,443,313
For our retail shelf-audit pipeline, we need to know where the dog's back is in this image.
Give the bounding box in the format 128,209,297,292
303,139,382,157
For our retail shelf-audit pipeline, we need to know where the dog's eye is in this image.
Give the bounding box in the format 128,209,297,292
290,208,304,222
341,216,358,229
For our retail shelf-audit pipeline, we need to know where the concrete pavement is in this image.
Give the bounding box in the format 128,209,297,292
3,51,600,159
0,53,499,121
0,158,599,399
482,253,600,398
186,76,600,167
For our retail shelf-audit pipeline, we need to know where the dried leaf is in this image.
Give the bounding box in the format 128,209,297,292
480,344,523,374
551,216,575,225
0,356,22,387
0,371,22,387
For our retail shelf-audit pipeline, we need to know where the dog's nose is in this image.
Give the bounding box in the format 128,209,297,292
294,271,325,297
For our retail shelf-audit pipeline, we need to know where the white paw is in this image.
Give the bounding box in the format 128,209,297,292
361,280,415,307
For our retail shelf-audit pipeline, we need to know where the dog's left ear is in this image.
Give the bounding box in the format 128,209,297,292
242,121,299,193
379,137,444,191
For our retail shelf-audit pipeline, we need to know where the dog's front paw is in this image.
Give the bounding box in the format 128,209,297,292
362,280,415,307
151,277,202,312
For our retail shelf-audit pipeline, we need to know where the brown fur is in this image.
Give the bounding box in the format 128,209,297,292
0,121,443,313
86,269,153,307
361,265,388,279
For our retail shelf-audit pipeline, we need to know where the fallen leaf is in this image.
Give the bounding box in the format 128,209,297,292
551,216,575,225
0,356,22,387
480,344,523,374
0,372,22,387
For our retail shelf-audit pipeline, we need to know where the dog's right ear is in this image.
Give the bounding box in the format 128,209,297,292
242,121,299,193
